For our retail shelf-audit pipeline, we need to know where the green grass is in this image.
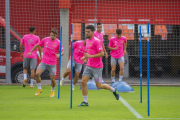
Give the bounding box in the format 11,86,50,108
0,85,180,120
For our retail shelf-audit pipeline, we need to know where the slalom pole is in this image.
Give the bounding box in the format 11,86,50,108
139,26,142,103
147,23,150,116
58,26,62,99
70,24,73,109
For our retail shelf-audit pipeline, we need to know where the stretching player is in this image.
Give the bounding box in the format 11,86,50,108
78,25,119,106
20,26,41,88
108,29,127,83
60,40,86,90
27,28,64,97
92,22,108,84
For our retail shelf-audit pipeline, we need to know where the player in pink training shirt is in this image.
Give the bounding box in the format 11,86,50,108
60,40,86,90
78,25,119,107
27,28,64,97
92,22,108,84
108,29,127,83
20,26,41,88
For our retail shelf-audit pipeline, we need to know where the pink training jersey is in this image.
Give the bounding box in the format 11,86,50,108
86,36,103,68
108,36,127,58
38,37,64,65
71,40,86,64
21,34,40,59
94,31,104,45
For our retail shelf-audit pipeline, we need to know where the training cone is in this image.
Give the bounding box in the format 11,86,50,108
111,81,134,92
79,81,100,90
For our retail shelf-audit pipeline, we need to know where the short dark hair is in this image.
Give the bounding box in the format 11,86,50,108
116,29,122,35
51,28,58,35
97,22,102,26
85,25,95,32
29,26,35,33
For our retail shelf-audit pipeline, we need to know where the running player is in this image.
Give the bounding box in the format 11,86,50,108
20,26,41,88
92,22,108,84
27,28,64,97
60,40,86,90
78,25,119,106
108,29,127,83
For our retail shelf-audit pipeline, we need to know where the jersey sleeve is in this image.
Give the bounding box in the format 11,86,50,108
73,41,78,49
38,38,45,46
21,36,25,44
37,37,40,44
108,38,113,47
124,37,127,43
58,41,64,52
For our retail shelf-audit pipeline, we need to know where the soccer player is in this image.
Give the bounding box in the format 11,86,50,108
60,40,86,90
92,22,108,84
78,25,119,106
27,28,64,97
20,26,41,88
108,29,127,83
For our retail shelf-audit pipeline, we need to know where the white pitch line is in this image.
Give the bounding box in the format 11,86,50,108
141,118,180,119
119,97,143,119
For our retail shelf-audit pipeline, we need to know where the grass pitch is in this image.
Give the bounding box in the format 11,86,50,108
0,85,180,120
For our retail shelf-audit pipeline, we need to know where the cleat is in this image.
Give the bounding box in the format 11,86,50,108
23,78,27,87
113,88,120,100
50,91,54,97
60,80,64,86
30,86,34,88
102,81,104,84
35,89,42,96
72,87,74,90
77,101,89,106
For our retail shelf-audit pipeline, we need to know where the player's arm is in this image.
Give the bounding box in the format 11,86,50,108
38,46,42,59
55,50,64,58
124,42,127,55
102,43,108,58
108,46,118,50
84,51,104,58
26,44,39,57
61,51,64,56
108,39,118,50
20,43,24,58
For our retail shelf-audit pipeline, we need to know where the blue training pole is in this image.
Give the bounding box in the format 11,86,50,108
58,26,62,99
139,26,142,103
70,24,73,109
147,23,150,116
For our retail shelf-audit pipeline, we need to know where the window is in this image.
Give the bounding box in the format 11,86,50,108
10,34,20,52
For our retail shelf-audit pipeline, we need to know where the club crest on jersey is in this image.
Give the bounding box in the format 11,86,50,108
90,43,92,46
121,40,123,43
53,43,56,46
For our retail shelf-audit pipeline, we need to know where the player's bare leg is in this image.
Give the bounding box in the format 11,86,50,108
60,68,71,86
118,62,124,81
23,68,28,87
35,68,44,96
50,75,56,97
72,71,80,90
30,69,35,88
111,65,116,83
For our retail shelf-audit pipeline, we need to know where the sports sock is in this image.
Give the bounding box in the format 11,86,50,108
30,79,34,86
110,87,115,92
37,83,41,89
83,96,88,103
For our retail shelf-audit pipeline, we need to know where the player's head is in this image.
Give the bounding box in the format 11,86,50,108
116,29,122,39
29,26,35,34
50,28,58,40
97,22,102,33
85,25,95,39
